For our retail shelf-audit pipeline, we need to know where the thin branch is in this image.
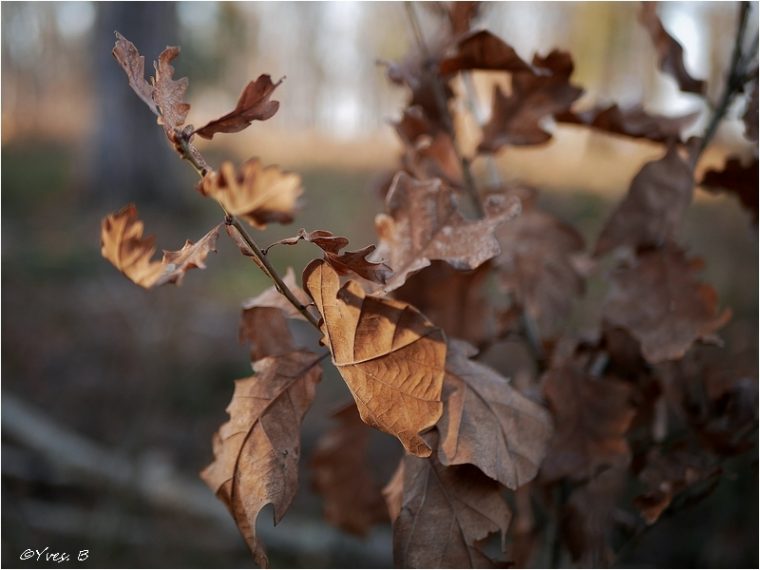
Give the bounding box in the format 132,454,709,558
404,2,485,217
698,1,752,157
174,130,321,330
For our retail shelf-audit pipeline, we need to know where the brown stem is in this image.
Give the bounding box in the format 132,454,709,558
698,1,752,157
174,130,322,331
404,2,485,218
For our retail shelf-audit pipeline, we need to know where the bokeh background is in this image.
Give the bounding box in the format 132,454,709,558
2,2,757,568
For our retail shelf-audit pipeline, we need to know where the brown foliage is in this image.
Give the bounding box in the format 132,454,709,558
194,75,283,140
639,3,705,94
440,30,531,75
201,160,302,229
153,46,191,135
310,403,388,536
303,259,446,457
101,204,219,288
701,156,759,221
112,32,158,115
602,246,731,363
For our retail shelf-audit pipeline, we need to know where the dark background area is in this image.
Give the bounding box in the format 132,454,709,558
2,2,757,568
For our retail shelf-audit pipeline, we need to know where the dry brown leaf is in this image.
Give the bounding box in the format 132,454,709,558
603,246,731,363
634,444,720,525
239,306,295,362
194,75,283,140
639,3,705,94
201,350,322,568
440,30,531,75
153,46,191,135
557,104,699,143
310,403,388,536
242,267,312,321
375,172,517,293
266,229,391,284
383,460,405,523
491,193,585,336
303,259,446,457
542,353,636,481
562,466,626,566
112,32,158,115
389,436,512,568
101,204,219,288
595,142,697,256
700,156,759,221
437,339,553,489
201,160,302,229
479,50,583,151
393,262,493,347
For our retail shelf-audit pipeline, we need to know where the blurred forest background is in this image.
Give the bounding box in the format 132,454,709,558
2,2,757,568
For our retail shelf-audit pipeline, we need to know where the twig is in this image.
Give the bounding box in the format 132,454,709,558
404,2,485,217
174,130,321,330
698,1,753,157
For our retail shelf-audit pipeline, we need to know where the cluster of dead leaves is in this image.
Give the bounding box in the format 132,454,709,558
101,3,757,568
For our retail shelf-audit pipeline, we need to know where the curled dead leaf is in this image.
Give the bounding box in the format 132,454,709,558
303,259,446,457
100,204,219,288
153,45,191,135
439,30,531,75
112,32,158,115
201,160,302,229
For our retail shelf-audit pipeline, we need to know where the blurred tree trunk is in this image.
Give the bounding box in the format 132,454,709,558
86,2,186,208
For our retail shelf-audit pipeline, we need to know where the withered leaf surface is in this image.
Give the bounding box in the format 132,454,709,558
634,445,720,525
153,46,191,134
557,104,699,143
194,75,282,139
390,439,512,568
394,262,493,346
112,32,158,115
267,229,391,284
201,160,302,229
303,259,446,457
639,3,705,94
595,143,697,256
440,30,531,75
101,204,219,288
479,51,583,151
375,173,514,293
242,267,312,321
700,156,759,221
438,340,553,489
743,73,758,143
542,354,635,481
239,306,295,362
311,403,388,536
492,195,585,335
201,351,322,568
602,246,731,363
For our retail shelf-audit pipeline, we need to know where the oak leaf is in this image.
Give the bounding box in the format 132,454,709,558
375,173,517,293
310,403,388,536
437,339,553,489
386,438,512,568
639,3,705,94
595,142,697,256
112,32,158,115
479,50,583,151
393,262,493,347
633,444,720,525
557,104,699,144
240,306,296,362
491,191,585,336
700,156,759,221
602,246,731,363
201,350,322,568
201,160,302,229
194,75,283,140
266,229,391,284
101,204,219,288
153,46,191,135
440,30,531,75
542,352,636,481
303,259,446,457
